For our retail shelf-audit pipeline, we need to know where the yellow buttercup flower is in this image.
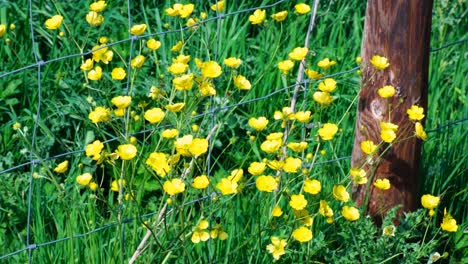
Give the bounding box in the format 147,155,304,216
380,122,398,143
114,108,125,117
87,66,103,81
111,96,132,109
292,226,312,242
248,117,268,131
171,41,183,52
76,173,93,186
342,206,360,221
266,236,287,260
333,185,350,202
295,111,311,122
248,162,266,175
210,1,225,12
374,178,391,190
45,15,63,30
295,3,311,14
147,39,161,50
305,69,322,79
144,108,165,123
256,175,278,192
260,139,281,154
289,194,307,210
161,129,179,139
303,179,321,195
271,11,288,22
111,67,126,80
289,47,308,61
111,179,126,192
378,85,395,98
379,121,398,131
421,194,440,216
415,122,427,141
407,105,425,121
210,224,228,240
283,157,302,173
80,59,94,71
227,169,243,183
179,4,194,18
90,1,107,12
88,106,111,123
168,62,189,75
163,178,185,195
319,200,334,218
165,103,185,112
287,141,308,152
370,55,390,70
318,78,337,92
361,140,377,155
188,138,209,156
85,140,104,161
54,160,69,174
99,36,108,44
200,61,222,78
233,75,251,90
130,24,147,35
191,219,210,243
0,24,6,38
272,206,283,217
440,208,458,232
313,91,333,106
92,45,113,64
249,9,266,25
198,80,216,96
223,57,242,68
216,178,238,195
192,175,210,189
88,182,98,191
317,58,336,69
146,152,171,177
318,123,338,141
116,144,137,160
356,56,362,64
165,3,183,16
267,160,284,171
131,55,146,68
277,59,294,74
173,54,191,64
350,168,367,185
86,11,104,27
173,73,194,90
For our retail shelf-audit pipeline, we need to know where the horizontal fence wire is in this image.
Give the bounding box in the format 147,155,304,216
0,0,467,261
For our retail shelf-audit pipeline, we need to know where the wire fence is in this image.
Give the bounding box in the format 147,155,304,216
0,0,467,262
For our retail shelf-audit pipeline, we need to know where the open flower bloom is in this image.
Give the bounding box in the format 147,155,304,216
283,157,302,173
200,61,222,78
131,55,146,68
210,1,225,12
266,236,287,260
248,162,266,175
318,78,337,92
277,60,294,74
256,175,278,192
54,160,69,174
223,57,242,68
318,123,338,140
380,122,399,143
271,11,288,22
407,105,425,121
191,219,210,243
415,122,428,141
130,24,147,35
248,117,268,131
86,140,104,160
421,194,440,216
86,11,104,27
360,140,377,155
87,66,103,81
216,178,238,195
303,179,321,195
272,206,283,217
248,9,266,25
374,178,391,190
350,168,367,185
305,69,322,79
147,39,161,50
313,91,333,106
333,185,350,202
440,208,458,232
173,74,194,90
191,175,210,189
76,173,93,186
317,58,336,69
45,15,63,30
90,1,107,12
292,226,313,242
295,111,311,122
163,178,186,195
289,47,308,61
378,85,395,98
111,67,126,80
295,3,311,14
233,75,251,90
287,141,308,152
111,96,132,109
289,194,307,210
319,200,334,218
116,144,137,160
146,152,171,177
88,106,111,123
370,55,390,70
342,206,360,221
144,108,165,123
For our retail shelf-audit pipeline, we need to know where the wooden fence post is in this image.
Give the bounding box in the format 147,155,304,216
351,0,433,222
